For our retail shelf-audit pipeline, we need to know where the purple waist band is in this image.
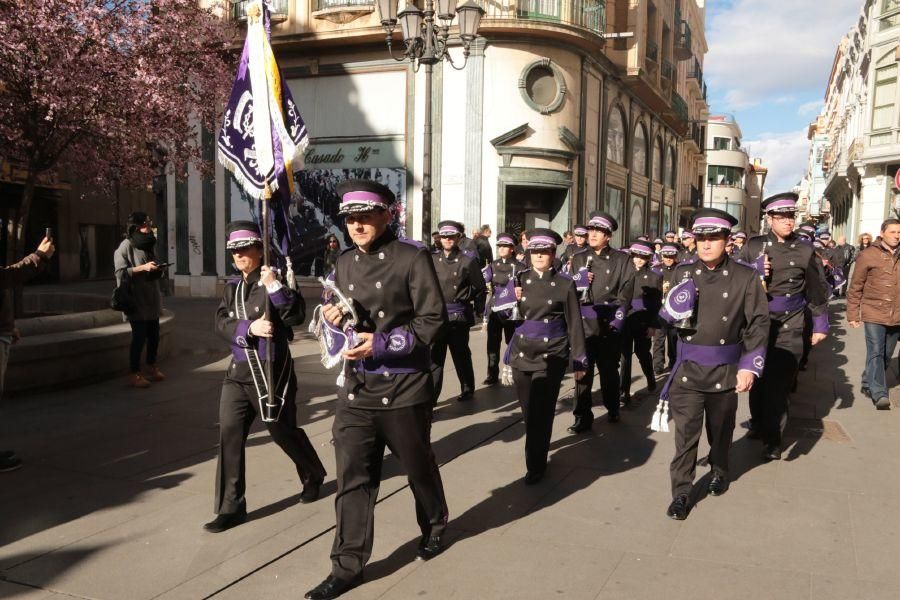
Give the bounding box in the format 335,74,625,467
514,319,567,339
445,302,468,315
631,298,646,312
660,342,742,401
580,303,617,321
355,350,430,375
768,294,807,313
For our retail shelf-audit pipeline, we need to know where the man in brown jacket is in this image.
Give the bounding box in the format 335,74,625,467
847,218,900,410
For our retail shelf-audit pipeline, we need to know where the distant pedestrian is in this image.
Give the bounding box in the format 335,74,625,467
474,224,493,267
858,233,872,252
847,218,900,410
114,212,166,389
0,235,55,472
557,230,574,258
834,235,855,297
322,235,341,276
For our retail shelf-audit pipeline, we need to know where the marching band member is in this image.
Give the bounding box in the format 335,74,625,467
507,229,586,483
652,243,680,375
305,180,448,600
430,220,486,402
739,193,830,461
483,233,526,385
730,231,747,256
657,208,769,520
568,212,634,432
205,221,326,534
562,225,589,262
678,231,697,262
619,239,662,405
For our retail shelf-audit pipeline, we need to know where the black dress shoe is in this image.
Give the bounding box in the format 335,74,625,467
416,535,444,561
707,473,729,496
456,391,474,402
607,412,621,423
567,417,593,434
524,471,544,485
300,479,323,504
762,444,782,462
203,509,247,533
646,379,657,392
483,376,499,385
667,494,689,520
305,574,363,600
619,392,631,407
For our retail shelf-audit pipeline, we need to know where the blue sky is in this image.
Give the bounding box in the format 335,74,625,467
703,0,865,192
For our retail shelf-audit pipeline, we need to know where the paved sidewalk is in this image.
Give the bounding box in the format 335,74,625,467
0,299,896,599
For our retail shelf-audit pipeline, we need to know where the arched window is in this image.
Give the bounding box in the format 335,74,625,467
653,137,664,182
633,124,648,176
666,147,676,188
607,108,626,165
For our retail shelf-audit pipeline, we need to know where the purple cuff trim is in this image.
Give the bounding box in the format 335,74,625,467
372,328,415,361
610,308,626,332
812,312,830,334
573,355,587,371
738,345,766,377
234,320,251,348
268,287,290,307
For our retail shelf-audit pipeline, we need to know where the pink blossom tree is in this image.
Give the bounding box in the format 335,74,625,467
0,0,236,262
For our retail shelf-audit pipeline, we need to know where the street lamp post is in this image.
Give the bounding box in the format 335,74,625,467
375,0,485,240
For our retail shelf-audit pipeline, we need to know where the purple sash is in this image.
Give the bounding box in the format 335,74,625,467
768,294,806,313
355,349,430,375
446,302,468,316
514,319,567,339
660,341,742,401
631,298,646,312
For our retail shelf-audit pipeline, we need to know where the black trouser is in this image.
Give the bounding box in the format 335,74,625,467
513,359,567,475
129,319,160,373
573,331,622,421
749,313,803,447
486,313,516,379
215,376,325,515
330,402,447,580
652,324,677,373
431,320,475,401
620,317,655,395
669,388,738,498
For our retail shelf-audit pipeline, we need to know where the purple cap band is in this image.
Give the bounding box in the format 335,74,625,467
692,216,733,230
630,243,654,255
660,244,679,255
439,225,461,236
681,231,695,239
588,217,613,230
528,235,557,249
343,190,386,203
228,229,260,242
574,227,588,236
496,235,515,246
766,198,797,212
733,232,746,239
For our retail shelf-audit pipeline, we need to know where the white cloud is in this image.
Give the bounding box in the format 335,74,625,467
743,129,810,194
798,99,824,117
705,0,862,110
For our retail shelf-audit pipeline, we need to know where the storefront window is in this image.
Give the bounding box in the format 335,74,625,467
707,165,744,187
713,137,730,150
633,124,648,176
666,147,676,188
629,194,645,239
872,64,897,130
649,199,660,236
663,200,673,232
653,138,663,182
607,108,626,165
606,185,625,247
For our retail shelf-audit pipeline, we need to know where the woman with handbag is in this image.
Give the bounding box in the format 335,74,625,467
114,212,165,388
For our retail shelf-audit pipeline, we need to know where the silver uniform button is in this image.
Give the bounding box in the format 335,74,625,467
551,282,556,287
790,261,795,266
543,353,548,358
544,318,549,323
348,393,355,400
723,292,728,298
520,334,525,338
383,370,390,376
682,376,688,382
722,316,728,321
255,306,260,312
786,293,791,297
543,337,549,342
527,279,532,284
348,284,355,291
547,300,553,304
229,311,234,317
378,310,385,318
696,269,701,274
355,255,359,261
375,281,382,289
519,352,524,357
522,297,527,301
686,336,692,341
382,397,390,405
720,339,725,345
716,383,722,389
379,252,385,259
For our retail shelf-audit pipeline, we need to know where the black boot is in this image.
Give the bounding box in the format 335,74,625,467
203,508,247,533
667,494,689,520
305,574,363,600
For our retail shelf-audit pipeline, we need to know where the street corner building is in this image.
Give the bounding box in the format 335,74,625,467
168,0,710,297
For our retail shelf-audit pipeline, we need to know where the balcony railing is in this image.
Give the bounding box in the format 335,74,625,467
671,91,689,123
232,0,289,21
646,40,659,63
313,0,375,9
662,59,674,81
478,0,607,36
675,18,692,60
688,58,703,86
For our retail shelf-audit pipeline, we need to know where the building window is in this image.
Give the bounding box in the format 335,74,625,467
663,200,673,232
653,137,663,182
519,59,567,114
707,165,743,188
665,147,676,188
649,199,660,235
607,108,626,165
633,124,648,176
713,137,730,150
884,0,900,13
605,185,625,247
872,64,897,130
629,194,645,239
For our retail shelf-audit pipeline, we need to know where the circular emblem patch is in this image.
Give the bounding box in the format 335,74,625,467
389,334,407,352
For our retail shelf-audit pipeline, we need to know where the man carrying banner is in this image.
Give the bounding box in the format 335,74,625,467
652,242,680,375
739,193,830,461
656,208,769,520
482,233,526,385
305,180,449,600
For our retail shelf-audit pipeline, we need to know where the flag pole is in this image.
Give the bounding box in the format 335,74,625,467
262,189,275,416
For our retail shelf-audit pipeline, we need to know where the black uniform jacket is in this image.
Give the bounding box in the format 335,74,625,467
667,255,770,394
568,246,634,336
628,264,663,330
483,257,527,312
739,232,830,333
432,247,487,325
333,231,448,410
507,267,587,372
216,268,303,387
